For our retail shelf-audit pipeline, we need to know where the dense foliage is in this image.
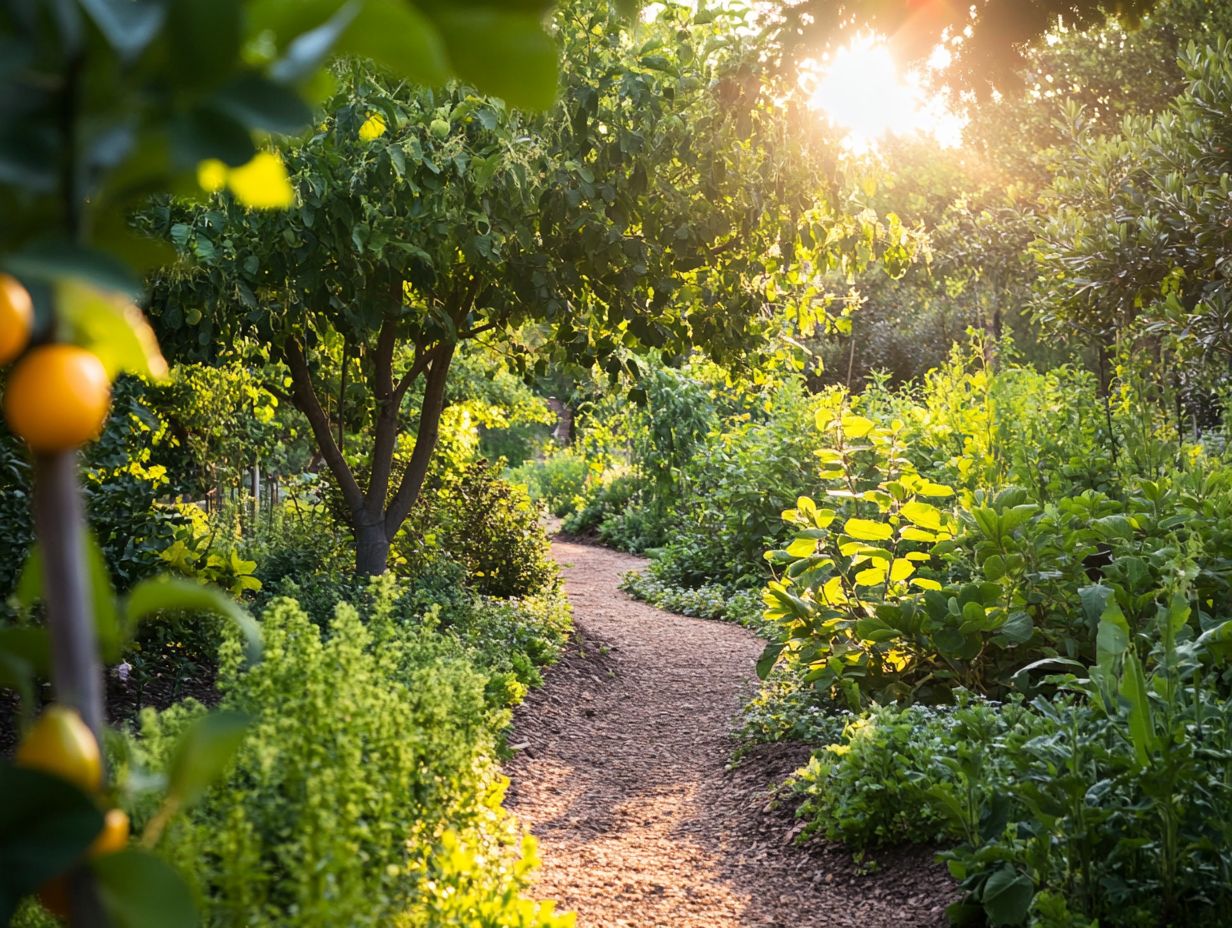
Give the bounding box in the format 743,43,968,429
129,583,572,928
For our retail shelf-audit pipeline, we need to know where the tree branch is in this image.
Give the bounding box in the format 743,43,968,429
392,343,443,404
283,338,365,516
384,344,456,536
458,319,499,340
366,316,401,511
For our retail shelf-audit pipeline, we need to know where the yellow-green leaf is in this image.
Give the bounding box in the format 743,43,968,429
889,558,915,582
841,415,875,439
900,526,938,543
56,280,168,381
901,500,944,531
359,112,387,141
843,518,892,541
785,536,818,558
855,564,888,586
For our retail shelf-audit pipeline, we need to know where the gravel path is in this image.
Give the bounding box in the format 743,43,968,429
504,540,956,928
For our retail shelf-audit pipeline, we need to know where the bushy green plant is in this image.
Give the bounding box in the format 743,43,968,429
790,699,1023,850
507,451,591,518
561,472,645,539
406,462,557,599
594,502,662,553
788,585,1232,927
738,668,849,747
130,590,570,928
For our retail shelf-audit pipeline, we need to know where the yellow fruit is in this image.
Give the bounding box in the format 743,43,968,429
0,274,33,365
15,706,103,794
3,345,111,452
88,808,130,857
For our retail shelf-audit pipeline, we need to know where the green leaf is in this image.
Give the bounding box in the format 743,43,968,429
854,563,888,586
433,8,559,110
979,864,1034,926
982,554,1006,581
840,414,875,438
997,611,1034,645
124,576,262,665
337,0,449,87
854,617,900,642
1096,601,1130,669
55,279,169,381
93,849,198,928
168,0,241,89
756,641,784,679
1119,652,1157,766
78,0,164,60
843,518,892,541
167,711,250,807
785,535,819,558
0,765,104,924
1195,619,1232,661
888,557,915,582
212,73,313,134
3,241,140,295
266,0,362,83
1078,584,1112,628
168,105,255,168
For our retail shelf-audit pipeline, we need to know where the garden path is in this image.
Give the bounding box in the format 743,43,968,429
503,539,955,928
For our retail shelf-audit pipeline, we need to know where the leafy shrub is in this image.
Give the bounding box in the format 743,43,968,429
595,502,662,553
131,590,570,928
561,472,645,539
790,596,1232,927
651,378,838,589
789,697,1036,850
738,668,848,747
408,462,557,598
507,451,590,518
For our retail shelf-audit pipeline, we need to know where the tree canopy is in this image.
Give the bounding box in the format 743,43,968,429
148,2,911,574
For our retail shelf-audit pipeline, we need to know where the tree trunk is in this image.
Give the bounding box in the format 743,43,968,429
32,452,110,927
354,519,391,576
32,452,104,737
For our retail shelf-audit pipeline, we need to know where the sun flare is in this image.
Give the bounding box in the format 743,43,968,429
803,35,964,154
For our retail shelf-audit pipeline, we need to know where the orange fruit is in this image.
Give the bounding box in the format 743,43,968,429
3,345,111,452
0,274,33,365
15,705,103,794
88,808,130,857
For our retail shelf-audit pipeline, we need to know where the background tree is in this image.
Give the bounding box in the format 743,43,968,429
150,4,907,575
766,0,1163,96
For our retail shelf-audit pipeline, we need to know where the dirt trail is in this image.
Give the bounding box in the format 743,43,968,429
504,539,955,928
